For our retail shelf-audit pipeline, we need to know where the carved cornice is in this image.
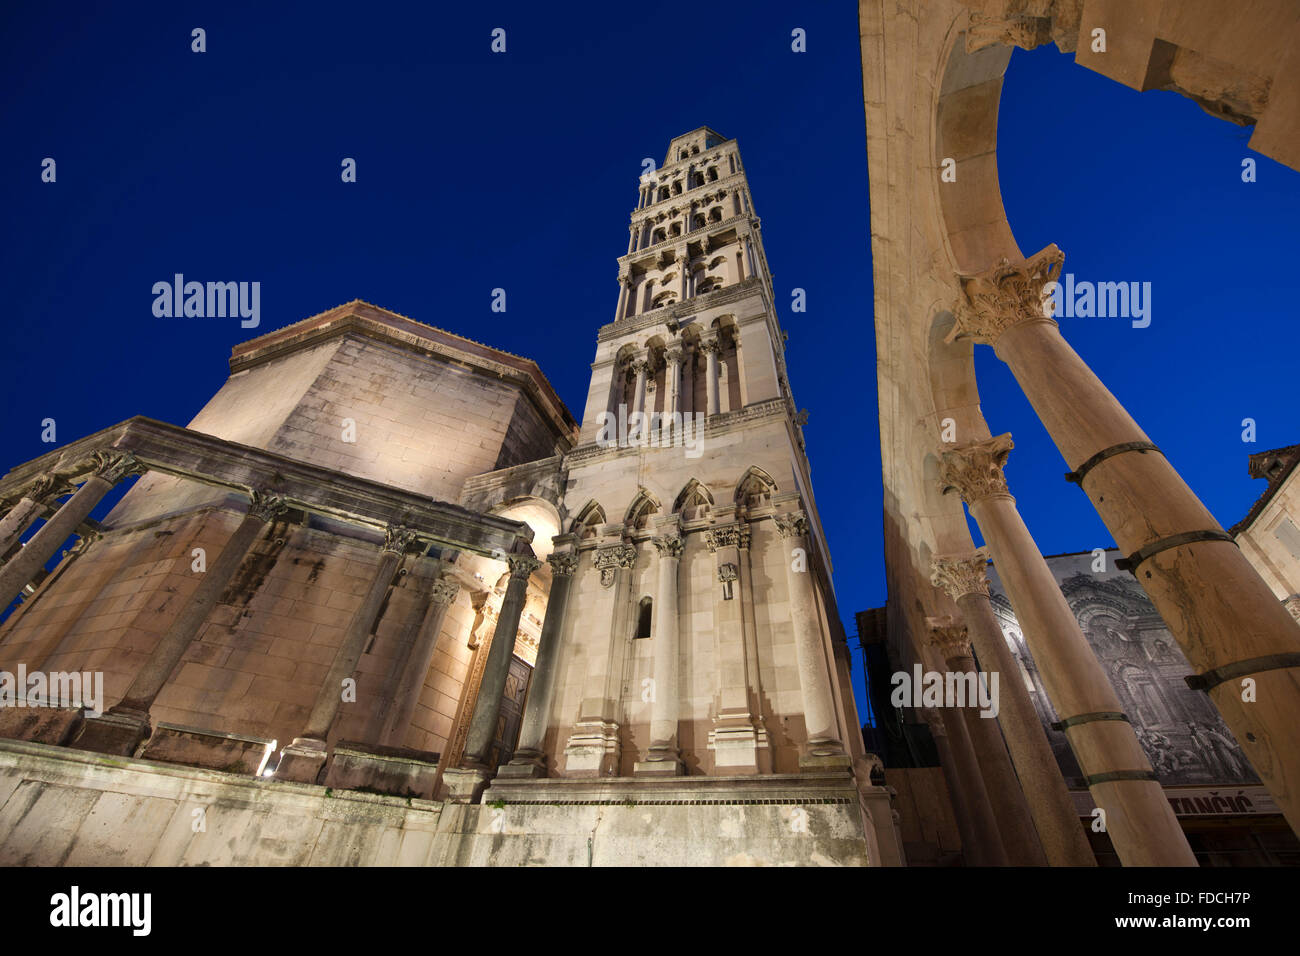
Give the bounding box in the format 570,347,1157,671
927,617,972,660
773,510,809,540
946,244,1064,348
963,1,1084,55
930,548,991,601
597,276,768,343
652,534,684,559
939,434,1014,505
548,551,579,576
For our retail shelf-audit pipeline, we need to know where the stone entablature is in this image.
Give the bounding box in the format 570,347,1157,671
0,416,532,560
599,277,771,342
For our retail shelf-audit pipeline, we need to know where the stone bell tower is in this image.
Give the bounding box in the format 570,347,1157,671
530,127,866,780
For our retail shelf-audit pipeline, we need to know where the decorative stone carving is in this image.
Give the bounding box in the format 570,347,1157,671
26,474,73,503
506,555,541,580
930,547,992,601
927,617,972,660
382,524,419,554
652,534,684,559
594,544,636,588
548,551,579,576
700,338,721,355
946,244,1065,347
430,579,460,606
717,563,738,584
88,450,142,484
631,359,651,375
773,510,809,539
247,490,289,523
704,524,753,551
938,434,1015,504
964,1,1083,55
1283,595,1300,623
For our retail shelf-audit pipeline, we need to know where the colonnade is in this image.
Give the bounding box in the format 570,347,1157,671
926,243,1300,864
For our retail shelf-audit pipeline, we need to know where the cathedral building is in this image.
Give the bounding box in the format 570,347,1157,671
0,128,899,867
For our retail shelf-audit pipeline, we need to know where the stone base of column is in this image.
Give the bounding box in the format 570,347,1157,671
140,722,276,775
498,750,548,779
633,750,684,777
274,736,329,785
562,719,620,776
799,751,852,773
322,741,440,799
0,705,85,747
74,706,151,757
707,715,765,774
441,766,493,804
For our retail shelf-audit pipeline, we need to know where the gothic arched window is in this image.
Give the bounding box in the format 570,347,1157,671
635,597,653,639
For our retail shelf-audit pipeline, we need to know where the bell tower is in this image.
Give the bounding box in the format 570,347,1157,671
545,127,864,780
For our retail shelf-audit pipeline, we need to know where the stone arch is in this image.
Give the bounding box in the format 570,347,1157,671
624,488,661,530
489,496,563,561
673,478,714,520
570,499,606,540
734,466,777,513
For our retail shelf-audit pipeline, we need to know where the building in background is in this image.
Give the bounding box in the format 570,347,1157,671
0,129,898,867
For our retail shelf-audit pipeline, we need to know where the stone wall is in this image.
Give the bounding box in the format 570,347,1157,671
0,740,884,866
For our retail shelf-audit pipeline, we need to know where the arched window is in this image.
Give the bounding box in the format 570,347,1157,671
658,187,670,202
672,181,682,195
708,208,722,223
708,167,719,182
635,597,653,639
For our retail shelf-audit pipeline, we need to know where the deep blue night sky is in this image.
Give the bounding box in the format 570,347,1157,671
2,3,1296,724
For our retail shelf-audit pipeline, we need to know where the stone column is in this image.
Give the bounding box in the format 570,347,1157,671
460,554,539,770
379,572,461,748
939,436,1196,865
0,451,140,611
702,338,721,417
678,250,690,300
928,617,1047,865
704,524,761,771
774,510,846,765
615,274,631,321
0,475,71,559
932,549,1096,866
736,522,770,770
950,243,1300,838
920,705,1005,866
637,531,684,775
277,524,418,783
664,347,683,442
502,550,578,777
631,358,649,423
563,543,636,775
79,491,289,756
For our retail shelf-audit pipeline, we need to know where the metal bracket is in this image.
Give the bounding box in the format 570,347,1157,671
1114,529,1237,575
1064,441,1161,486
1185,652,1300,692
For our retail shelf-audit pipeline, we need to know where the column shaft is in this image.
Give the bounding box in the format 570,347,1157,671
0,497,45,559
774,512,843,757
380,576,459,747
462,556,537,766
508,552,577,767
645,535,683,767
957,589,1096,866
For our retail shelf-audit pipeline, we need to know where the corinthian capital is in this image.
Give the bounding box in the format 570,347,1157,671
88,450,142,484
382,525,419,554
926,617,972,660
547,551,579,577
653,534,684,559
939,434,1014,505
26,474,73,503
430,579,461,605
773,510,809,540
930,547,991,601
946,244,1064,347
507,555,541,580
247,490,289,522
